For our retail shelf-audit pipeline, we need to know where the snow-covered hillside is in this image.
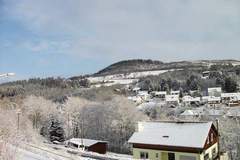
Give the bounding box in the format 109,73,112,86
88,69,178,87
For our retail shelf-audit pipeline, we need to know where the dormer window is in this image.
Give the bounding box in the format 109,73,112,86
211,133,214,142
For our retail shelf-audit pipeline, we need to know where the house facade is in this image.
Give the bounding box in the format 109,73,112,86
221,93,240,106
128,121,219,160
208,88,222,97
166,95,179,107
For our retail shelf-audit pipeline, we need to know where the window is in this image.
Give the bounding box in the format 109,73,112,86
211,133,214,142
140,152,149,159
212,148,217,157
168,152,175,160
156,153,159,158
204,153,209,160
207,136,210,144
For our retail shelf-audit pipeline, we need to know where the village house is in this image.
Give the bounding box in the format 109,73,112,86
180,109,202,118
182,96,201,105
128,96,143,105
221,93,240,106
202,71,210,79
133,87,141,93
128,121,220,160
202,96,221,106
208,87,222,97
67,138,108,154
165,95,179,107
170,90,180,96
137,91,151,101
151,91,167,101
180,110,202,120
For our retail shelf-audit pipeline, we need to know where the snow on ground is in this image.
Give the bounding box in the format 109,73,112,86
33,143,133,160
91,79,138,88
88,69,179,86
6,143,95,160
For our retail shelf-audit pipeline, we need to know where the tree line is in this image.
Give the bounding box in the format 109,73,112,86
138,69,239,95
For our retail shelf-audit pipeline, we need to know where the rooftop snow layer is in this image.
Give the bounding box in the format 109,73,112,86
69,138,107,147
128,121,212,149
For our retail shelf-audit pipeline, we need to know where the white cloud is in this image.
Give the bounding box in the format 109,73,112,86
2,0,240,61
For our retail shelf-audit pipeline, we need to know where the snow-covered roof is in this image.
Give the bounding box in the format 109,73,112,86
221,93,240,99
182,96,200,102
202,96,221,102
170,90,180,95
181,110,200,116
138,91,149,96
128,121,213,149
208,87,222,93
166,95,179,102
69,138,107,147
128,96,142,101
137,102,157,110
132,87,141,91
202,71,210,74
151,91,167,95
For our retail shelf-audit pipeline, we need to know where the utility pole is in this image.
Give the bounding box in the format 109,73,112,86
67,112,70,138
16,109,21,132
81,117,84,148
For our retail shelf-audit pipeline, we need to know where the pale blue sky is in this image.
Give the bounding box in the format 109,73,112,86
1,0,240,80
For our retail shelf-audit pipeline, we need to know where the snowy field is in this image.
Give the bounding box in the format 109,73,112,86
8,143,92,160
10,143,132,160
88,69,179,87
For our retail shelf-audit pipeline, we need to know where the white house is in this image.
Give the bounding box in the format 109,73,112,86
151,91,167,100
128,121,220,160
137,91,151,102
132,87,141,93
182,96,201,105
208,87,222,97
202,96,221,105
170,90,180,96
202,71,210,79
221,93,240,106
128,96,143,104
166,95,179,107
180,109,201,117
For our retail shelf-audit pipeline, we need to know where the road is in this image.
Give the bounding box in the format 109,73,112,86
8,144,90,160
17,148,55,160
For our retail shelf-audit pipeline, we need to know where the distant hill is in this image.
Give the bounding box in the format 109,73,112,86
95,59,240,76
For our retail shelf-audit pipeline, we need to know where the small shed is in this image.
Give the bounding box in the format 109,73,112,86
68,138,108,154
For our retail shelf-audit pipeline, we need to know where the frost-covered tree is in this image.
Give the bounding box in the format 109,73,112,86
23,95,59,129
62,96,147,153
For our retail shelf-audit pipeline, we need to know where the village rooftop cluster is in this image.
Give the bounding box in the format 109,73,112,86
128,87,240,108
